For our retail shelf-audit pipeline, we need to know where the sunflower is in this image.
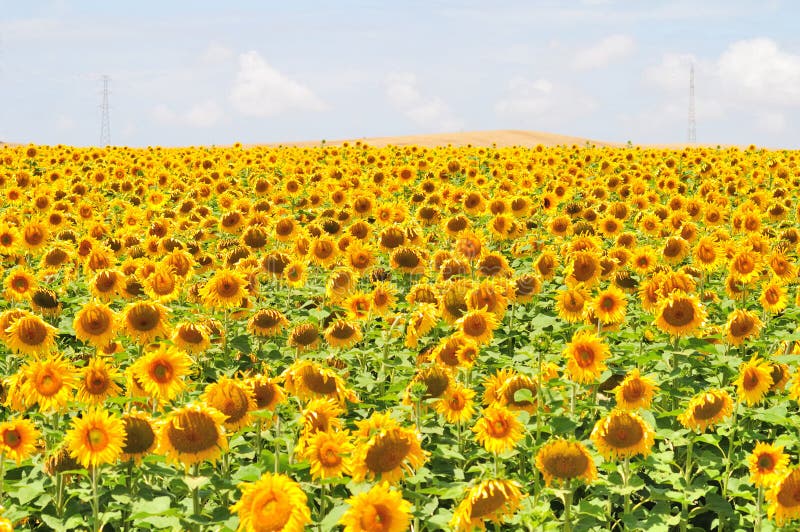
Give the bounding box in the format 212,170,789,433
565,251,602,288
346,241,376,275
555,286,590,323
492,372,538,413
130,344,192,404
298,399,345,445
455,230,483,261
200,268,249,308
590,410,655,460
343,292,372,321
122,300,170,344
390,246,426,275
0,417,41,464
749,442,789,488
202,377,256,431
466,280,510,318
768,252,796,281
450,479,524,532
281,360,356,405
65,407,126,468
351,417,427,483
729,249,761,285
535,439,597,487
403,365,452,404
143,263,183,302
284,259,308,288
171,321,211,354
735,357,773,406
90,269,125,301
693,235,721,271
231,472,311,532
0,226,20,256
77,357,122,405
340,482,412,532
304,429,353,480
4,267,37,301
246,374,285,412
591,285,628,325
439,279,471,324
30,288,62,317
678,389,734,432
287,323,320,352
653,291,706,338
767,467,800,526
158,403,228,467
309,236,339,268
562,330,610,384
404,303,437,348
513,273,542,303
120,411,157,463
370,281,397,316
5,314,58,356
435,383,476,424
759,279,788,314
472,406,524,455
456,308,499,346
73,301,118,348
725,309,763,346
614,369,658,410
19,354,76,412
324,319,363,349
247,309,289,338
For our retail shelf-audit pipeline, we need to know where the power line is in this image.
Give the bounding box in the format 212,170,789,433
100,75,111,145
687,64,696,144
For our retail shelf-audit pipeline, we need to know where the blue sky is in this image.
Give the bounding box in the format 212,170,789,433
1,0,798,147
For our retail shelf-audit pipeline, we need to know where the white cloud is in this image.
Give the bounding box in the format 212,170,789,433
152,104,178,124
229,51,325,117
495,77,596,120
717,38,800,105
186,100,224,127
201,42,234,65
385,72,461,131
572,34,635,70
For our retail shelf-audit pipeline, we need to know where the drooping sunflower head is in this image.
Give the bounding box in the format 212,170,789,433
282,360,355,405
725,308,763,346
247,308,289,338
767,467,800,526
157,402,228,467
201,377,256,431
352,424,427,484
678,389,734,432
287,323,320,352
614,369,659,411
5,314,58,356
30,288,62,317
122,300,170,344
590,410,655,460
324,319,363,349
450,479,525,532
231,472,312,532
535,439,597,487
339,481,412,532
171,321,211,354
736,357,774,406
121,410,157,463
404,365,452,405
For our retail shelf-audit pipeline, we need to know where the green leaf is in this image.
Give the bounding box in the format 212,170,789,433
131,495,173,518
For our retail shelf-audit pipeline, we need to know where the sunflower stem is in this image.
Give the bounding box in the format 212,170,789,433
681,437,694,532
494,452,499,477
755,485,764,532
255,418,263,463
223,309,230,363
274,414,282,474
55,471,65,518
563,480,574,532
91,465,100,532
622,455,631,517
191,463,201,519
0,452,4,506
569,382,577,417
721,402,739,501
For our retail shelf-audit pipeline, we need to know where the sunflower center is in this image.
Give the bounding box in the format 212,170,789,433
662,300,694,327
86,428,109,451
19,320,48,345
83,309,111,334
86,371,110,395
729,316,755,338
757,454,775,471
301,368,338,394
574,345,596,368
743,369,761,390
364,432,411,474
37,371,62,396
449,394,466,410
3,430,21,448
600,296,615,310
359,504,392,531
252,382,277,409
463,315,488,336
776,473,800,507
128,305,160,332
469,491,507,519
604,415,644,448
489,418,511,438
621,380,645,402
319,443,342,467
151,362,173,383
12,278,29,292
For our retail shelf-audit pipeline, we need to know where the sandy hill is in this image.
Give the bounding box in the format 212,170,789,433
265,130,622,148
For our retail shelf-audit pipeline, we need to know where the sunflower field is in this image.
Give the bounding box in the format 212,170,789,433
0,141,799,531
